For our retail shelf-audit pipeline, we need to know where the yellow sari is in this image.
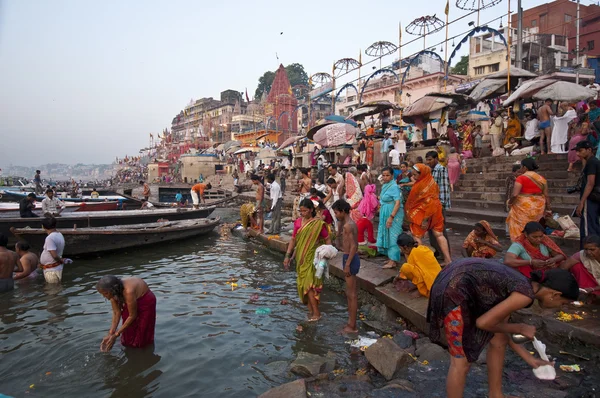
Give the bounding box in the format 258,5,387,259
294,218,327,303
399,246,441,297
503,116,522,145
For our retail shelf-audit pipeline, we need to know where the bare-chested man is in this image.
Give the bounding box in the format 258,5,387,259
332,199,359,334
538,98,554,155
0,233,21,292
14,241,39,280
251,174,265,233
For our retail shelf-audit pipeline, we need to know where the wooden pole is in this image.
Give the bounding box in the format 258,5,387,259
444,3,449,92
507,0,512,95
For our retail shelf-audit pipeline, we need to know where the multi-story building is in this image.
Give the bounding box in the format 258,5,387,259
511,0,600,61
468,26,516,78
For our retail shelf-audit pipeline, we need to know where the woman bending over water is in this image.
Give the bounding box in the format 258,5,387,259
97,275,157,351
427,258,578,398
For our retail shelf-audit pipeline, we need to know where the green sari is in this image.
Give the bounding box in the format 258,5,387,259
294,218,327,304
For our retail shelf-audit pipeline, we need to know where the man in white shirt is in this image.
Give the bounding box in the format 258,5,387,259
40,217,66,283
328,165,345,199
388,147,401,167
524,113,540,142
266,174,282,234
41,189,65,218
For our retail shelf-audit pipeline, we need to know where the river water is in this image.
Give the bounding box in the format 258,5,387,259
1,208,599,397
0,209,354,397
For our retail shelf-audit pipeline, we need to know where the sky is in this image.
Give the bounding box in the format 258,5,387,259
0,0,554,167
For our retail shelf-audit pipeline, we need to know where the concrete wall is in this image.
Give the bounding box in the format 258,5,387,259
147,164,159,181
180,154,222,183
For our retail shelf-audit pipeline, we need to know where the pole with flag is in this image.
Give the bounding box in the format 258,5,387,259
245,88,250,103
444,0,449,92
358,49,362,106
331,62,336,115
398,23,403,107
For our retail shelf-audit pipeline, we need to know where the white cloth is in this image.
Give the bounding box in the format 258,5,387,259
551,109,577,153
41,197,65,214
40,232,65,265
388,149,400,166
396,139,407,154
190,189,200,206
313,245,339,279
332,172,344,197
43,265,63,283
524,119,540,141
411,130,422,143
269,181,282,210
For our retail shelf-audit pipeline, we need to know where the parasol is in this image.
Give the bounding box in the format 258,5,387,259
215,143,225,151
278,135,304,150
346,100,398,121
324,114,358,127
485,67,537,79
503,79,597,106
233,147,260,155
257,148,278,159
306,120,336,140
223,140,242,151
312,123,359,148
468,79,508,102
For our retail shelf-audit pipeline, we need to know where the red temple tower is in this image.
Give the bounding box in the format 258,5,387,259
266,64,298,139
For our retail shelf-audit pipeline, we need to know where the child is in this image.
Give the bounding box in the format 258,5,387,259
503,137,519,156
175,190,184,207
472,125,483,158
332,199,359,334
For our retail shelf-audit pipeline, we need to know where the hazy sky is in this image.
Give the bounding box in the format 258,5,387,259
0,0,550,167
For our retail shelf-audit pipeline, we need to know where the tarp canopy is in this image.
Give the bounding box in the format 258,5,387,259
468,79,507,102
257,148,278,159
503,79,597,106
485,67,537,79
233,147,260,155
312,123,359,147
278,135,305,150
346,100,398,121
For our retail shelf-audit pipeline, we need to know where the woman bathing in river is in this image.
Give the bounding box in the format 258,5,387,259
97,275,156,351
283,198,331,321
427,258,579,398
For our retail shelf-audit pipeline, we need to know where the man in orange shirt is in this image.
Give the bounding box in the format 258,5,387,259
190,182,212,208
366,124,375,137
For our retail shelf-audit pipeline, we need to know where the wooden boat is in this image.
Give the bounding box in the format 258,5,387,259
1,190,126,203
0,206,216,242
0,201,119,218
11,217,221,256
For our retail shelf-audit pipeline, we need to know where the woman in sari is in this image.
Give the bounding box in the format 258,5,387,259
462,220,502,259
446,148,462,192
397,162,414,203
394,233,441,298
506,158,551,241
447,124,460,153
461,123,474,154
405,164,452,265
356,184,379,245
567,121,589,171
345,169,363,223
376,167,404,269
283,199,331,321
503,110,522,145
97,275,156,351
562,235,600,296
366,137,375,167
293,168,312,219
504,221,566,278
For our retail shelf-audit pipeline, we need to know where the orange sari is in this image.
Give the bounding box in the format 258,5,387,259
506,171,547,241
405,164,444,237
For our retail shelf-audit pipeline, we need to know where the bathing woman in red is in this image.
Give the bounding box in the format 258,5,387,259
97,275,157,351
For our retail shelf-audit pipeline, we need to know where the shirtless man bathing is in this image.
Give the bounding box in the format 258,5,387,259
0,233,22,292
14,241,40,280
538,98,554,155
332,199,360,334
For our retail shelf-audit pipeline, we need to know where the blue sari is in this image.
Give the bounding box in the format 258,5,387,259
376,181,404,262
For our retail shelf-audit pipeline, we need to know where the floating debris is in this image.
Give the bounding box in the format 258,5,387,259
560,364,581,372
556,311,583,322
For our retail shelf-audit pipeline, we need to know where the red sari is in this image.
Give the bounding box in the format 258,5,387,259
121,290,157,348
513,234,565,277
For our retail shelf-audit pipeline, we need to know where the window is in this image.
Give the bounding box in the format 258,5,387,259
564,14,572,23
489,63,500,72
540,13,547,27
531,19,537,27
588,40,595,50
474,66,486,75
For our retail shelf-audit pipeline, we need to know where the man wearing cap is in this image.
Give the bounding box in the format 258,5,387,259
41,189,65,218
575,140,600,246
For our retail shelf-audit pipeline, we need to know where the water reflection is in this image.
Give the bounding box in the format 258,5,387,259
103,345,162,398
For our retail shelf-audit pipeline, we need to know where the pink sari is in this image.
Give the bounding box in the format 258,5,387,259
345,172,363,222
358,184,379,220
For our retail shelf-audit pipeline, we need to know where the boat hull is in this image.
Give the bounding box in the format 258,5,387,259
0,206,216,244
11,218,221,256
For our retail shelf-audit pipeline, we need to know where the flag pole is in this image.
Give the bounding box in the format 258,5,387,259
358,49,362,106
507,0,511,95
444,0,449,92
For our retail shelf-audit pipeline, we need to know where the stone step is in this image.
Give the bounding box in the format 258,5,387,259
462,170,573,181
452,191,579,206
446,207,508,223
451,199,577,214
467,162,580,173
456,178,574,189
464,153,567,165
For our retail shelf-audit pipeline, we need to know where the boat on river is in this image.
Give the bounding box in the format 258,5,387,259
11,217,221,256
0,206,216,242
0,201,119,217
0,190,125,203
